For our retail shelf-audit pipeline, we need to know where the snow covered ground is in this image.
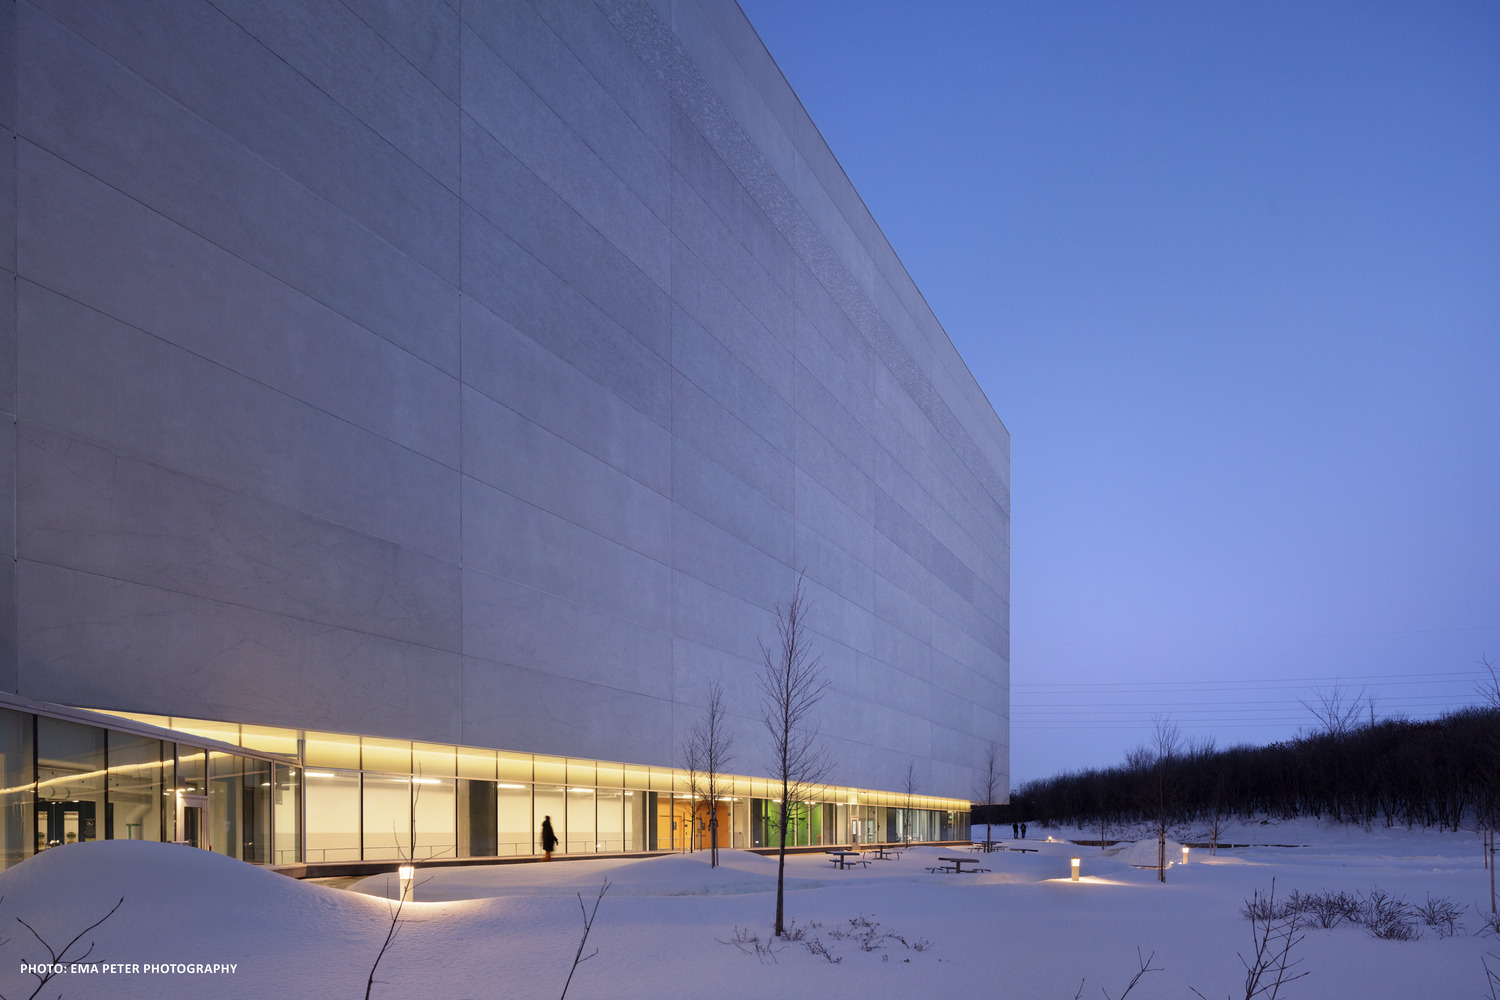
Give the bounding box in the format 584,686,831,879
0,817,1492,999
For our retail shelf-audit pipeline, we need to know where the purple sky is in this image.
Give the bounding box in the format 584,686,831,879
736,0,1500,784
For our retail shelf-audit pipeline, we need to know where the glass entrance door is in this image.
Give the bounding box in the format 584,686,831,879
177,793,209,849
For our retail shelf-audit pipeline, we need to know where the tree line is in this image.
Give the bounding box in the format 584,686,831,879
991,705,1500,834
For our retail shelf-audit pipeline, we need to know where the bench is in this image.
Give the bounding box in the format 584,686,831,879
825,850,869,869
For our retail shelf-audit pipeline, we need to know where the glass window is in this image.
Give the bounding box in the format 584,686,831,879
533,759,565,784
534,785,565,855
496,752,532,783
457,779,496,857
566,760,595,786
0,710,33,867
496,782,531,856
413,776,455,861
304,769,360,863
596,789,624,853
457,749,496,780
304,734,360,769
567,786,595,853
177,745,207,795
240,725,299,756
363,773,412,860
273,764,301,864
107,731,163,844
624,789,645,852
361,738,410,775
37,718,106,849
413,743,455,778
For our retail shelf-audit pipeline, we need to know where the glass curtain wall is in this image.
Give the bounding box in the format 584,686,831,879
0,710,32,867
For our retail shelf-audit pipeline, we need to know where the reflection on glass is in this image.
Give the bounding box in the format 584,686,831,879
305,769,360,863
496,782,531,856
363,773,412,861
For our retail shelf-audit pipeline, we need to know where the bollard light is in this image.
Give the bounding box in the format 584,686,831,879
398,864,415,902
1181,846,1189,864
1071,857,1080,882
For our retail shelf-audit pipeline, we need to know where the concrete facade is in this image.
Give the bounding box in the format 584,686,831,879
0,0,1009,800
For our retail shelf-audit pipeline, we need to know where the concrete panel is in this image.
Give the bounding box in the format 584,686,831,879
37,0,459,280
461,296,671,495
461,207,670,429
461,115,670,353
672,439,792,565
671,372,793,513
464,0,668,220
0,128,12,276
208,0,460,189
341,0,459,101
793,417,874,522
669,636,760,737
18,283,461,562
0,416,11,689
792,522,874,615
671,168,793,339
523,0,670,156
670,571,775,663
0,269,12,418
461,655,673,766
461,477,671,633
22,148,459,466
794,361,876,482
670,106,798,305
460,26,669,286
0,1,12,132
461,386,670,562
793,468,874,569
20,561,464,740
18,11,460,373
671,304,793,454
18,424,462,650
462,568,671,698
671,238,793,401
670,506,790,612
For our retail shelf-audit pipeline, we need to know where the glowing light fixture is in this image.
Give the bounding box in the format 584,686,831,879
398,864,415,903
1182,846,1190,864
1071,857,1080,882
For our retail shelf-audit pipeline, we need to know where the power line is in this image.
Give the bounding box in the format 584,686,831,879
1014,625,1500,649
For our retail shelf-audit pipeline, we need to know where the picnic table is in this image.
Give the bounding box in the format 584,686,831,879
825,850,869,869
926,855,991,874
866,845,901,860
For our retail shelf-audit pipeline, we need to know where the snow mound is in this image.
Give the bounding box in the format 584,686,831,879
1106,838,1185,867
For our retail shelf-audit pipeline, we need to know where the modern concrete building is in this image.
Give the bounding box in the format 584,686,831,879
0,0,1009,867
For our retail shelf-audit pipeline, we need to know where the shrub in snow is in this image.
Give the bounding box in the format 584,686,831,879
1359,888,1420,941
1415,894,1462,937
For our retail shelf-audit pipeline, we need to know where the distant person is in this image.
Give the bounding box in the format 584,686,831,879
1012,822,1019,839
1020,822,1027,839
540,815,557,861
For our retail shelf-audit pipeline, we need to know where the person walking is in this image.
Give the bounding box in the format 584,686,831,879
540,815,557,861
1012,822,1019,839
1020,821,1027,839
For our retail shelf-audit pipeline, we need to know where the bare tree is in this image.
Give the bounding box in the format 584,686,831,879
1148,716,1183,883
689,680,735,866
974,740,1003,848
679,729,704,853
1301,683,1371,739
759,574,832,937
901,760,918,845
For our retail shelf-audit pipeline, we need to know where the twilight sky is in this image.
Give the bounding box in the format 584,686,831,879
736,0,1500,785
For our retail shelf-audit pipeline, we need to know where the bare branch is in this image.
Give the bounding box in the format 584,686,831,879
560,879,611,1000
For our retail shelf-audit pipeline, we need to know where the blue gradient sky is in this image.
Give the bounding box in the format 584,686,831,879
737,1,1500,784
